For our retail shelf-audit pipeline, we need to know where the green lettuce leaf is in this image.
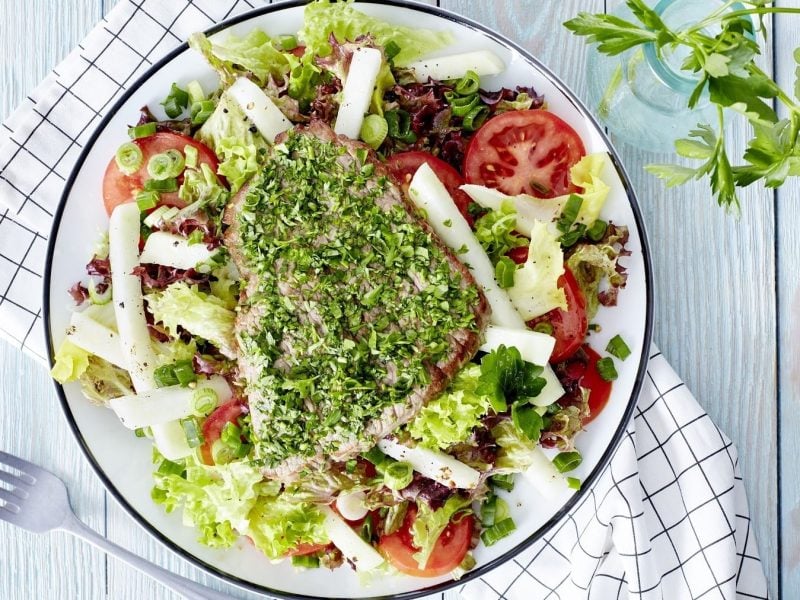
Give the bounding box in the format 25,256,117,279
197,93,269,193
410,495,473,569
247,496,329,559
491,419,538,473
541,389,589,452
473,200,527,264
188,30,290,87
507,220,567,319
407,365,491,450
299,0,453,67
146,282,236,358
51,339,90,383
79,356,134,403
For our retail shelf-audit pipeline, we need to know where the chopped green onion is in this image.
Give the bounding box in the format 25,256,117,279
135,190,159,212
221,422,242,448
87,279,112,305
115,142,143,175
559,224,586,248
446,92,480,117
144,177,178,192
157,458,184,476
587,219,608,242
489,473,515,492
385,109,417,143
191,100,215,126
360,114,388,150
361,446,390,470
153,364,179,388
462,104,489,131
384,40,401,61
128,122,156,139
596,356,618,381
278,34,298,51
480,517,516,546
361,163,375,177
532,321,554,336
383,461,413,491
552,451,582,473
180,418,203,448
481,495,497,527
606,334,631,360
567,477,581,490
454,70,480,96
192,387,218,416
291,554,320,569
511,402,544,440
588,323,601,332
345,459,358,473
495,256,516,289
211,439,236,465
359,513,374,542
134,427,147,438
162,83,189,118
185,80,205,106
557,194,583,232
183,145,198,169
173,360,196,386
355,147,369,166
147,149,184,180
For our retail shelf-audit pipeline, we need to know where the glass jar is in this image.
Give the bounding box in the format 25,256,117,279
585,0,748,153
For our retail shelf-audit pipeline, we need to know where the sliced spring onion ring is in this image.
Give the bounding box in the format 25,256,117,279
115,142,143,175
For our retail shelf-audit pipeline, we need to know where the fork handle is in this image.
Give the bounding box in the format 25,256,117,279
60,512,233,599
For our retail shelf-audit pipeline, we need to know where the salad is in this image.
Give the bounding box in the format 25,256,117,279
51,0,632,582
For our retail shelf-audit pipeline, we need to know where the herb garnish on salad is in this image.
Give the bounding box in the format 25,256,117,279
53,0,631,581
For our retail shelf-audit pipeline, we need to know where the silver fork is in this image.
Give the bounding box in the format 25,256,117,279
0,450,234,599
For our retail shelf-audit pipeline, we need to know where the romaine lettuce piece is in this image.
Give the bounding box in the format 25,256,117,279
407,365,491,450
410,495,472,569
300,0,454,67
473,200,527,264
79,355,134,404
248,496,329,559
491,419,537,472
51,339,90,383
507,220,567,319
188,30,290,87
146,282,236,358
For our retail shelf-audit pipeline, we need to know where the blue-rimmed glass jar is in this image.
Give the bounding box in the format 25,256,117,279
586,0,750,152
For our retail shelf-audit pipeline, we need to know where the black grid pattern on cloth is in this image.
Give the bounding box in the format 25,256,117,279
0,2,770,599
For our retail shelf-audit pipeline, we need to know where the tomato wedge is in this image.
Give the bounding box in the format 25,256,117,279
463,110,585,198
554,344,612,424
378,505,474,577
287,542,330,557
199,398,248,465
386,151,475,226
102,132,221,215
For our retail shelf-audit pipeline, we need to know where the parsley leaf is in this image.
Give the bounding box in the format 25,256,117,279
477,345,546,413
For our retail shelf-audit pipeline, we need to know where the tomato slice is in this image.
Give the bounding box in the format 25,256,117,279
386,151,475,226
378,505,474,578
523,266,587,364
102,132,221,216
287,542,330,557
199,398,248,465
463,110,586,198
579,345,613,422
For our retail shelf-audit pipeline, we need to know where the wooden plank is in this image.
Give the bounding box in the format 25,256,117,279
775,1,799,596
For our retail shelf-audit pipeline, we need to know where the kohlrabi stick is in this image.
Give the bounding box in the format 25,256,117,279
227,77,292,142
408,50,504,82
378,438,481,490
66,309,127,369
334,47,383,139
139,231,218,270
320,506,385,571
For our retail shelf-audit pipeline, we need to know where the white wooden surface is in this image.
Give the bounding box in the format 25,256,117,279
0,0,792,598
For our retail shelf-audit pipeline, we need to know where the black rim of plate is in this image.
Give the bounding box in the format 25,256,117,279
43,1,654,598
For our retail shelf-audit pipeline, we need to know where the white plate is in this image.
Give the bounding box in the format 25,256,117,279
44,1,653,598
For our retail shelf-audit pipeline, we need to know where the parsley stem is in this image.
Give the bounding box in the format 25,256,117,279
748,64,800,113
687,7,800,35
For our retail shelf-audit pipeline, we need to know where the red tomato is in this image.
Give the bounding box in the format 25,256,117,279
579,345,613,423
386,151,475,226
378,505,474,578
526,267,588,364
102,132,221,215
463,110,586,198
199,398,248,465
286,542,330,557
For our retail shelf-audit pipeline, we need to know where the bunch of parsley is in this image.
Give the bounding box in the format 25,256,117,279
564,0,800,211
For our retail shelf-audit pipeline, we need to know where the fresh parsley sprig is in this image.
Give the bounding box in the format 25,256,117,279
565,0,800,211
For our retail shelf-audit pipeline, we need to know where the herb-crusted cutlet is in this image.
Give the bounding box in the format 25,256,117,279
224,121,489,480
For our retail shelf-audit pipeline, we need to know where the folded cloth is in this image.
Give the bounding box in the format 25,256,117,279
0,1,770,598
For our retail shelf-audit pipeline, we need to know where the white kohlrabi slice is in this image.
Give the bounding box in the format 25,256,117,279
109,376,231,429
334,47,383,140
377,438,481,490
408,50,504,82
407,163,525,329
227,77,292,143
460,183,564,238
523,448,571,498
66,309,127,370
479,324,565,407
320,506,385,571
139,231,218,270
109,203,192,459
335,490,368,522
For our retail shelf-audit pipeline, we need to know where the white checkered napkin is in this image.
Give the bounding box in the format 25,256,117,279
0,2,770,599
461,351,768,600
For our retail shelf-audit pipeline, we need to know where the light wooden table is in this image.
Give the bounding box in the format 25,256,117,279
0,0,794,598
